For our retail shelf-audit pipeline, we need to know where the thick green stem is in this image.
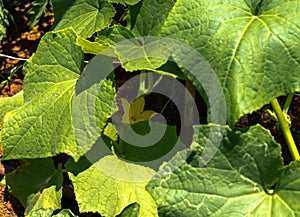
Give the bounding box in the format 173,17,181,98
271,98,300,161
184,80,196,128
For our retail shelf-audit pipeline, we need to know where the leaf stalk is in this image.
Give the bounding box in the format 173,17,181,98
271,98,300,161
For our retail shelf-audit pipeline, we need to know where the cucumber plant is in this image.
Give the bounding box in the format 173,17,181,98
0,0,300,216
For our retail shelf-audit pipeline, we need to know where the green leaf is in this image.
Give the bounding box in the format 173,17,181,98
116,203,140,217
109,0,141,5
94,27,185,78
53,209,78,217
66,155,158,217
52,0,116,38
103,122,118,141
27,0,49,29
244,0,264,15
0,91,24,123
77,25,136,55
0,0,9,41
131,0,300,126
1,29,83,160
129,0,176,36
28,208,78,217
72,56,116,153
27,208,53,217
95,26,172,72
158,0,300,125
146,125,300,216
96,25,136,44
6,159,63,215
112,37,168,72
76,37,109,54
111,120,184,165
95,77,116,134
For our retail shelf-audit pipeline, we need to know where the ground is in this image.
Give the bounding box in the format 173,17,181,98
0,2,299,216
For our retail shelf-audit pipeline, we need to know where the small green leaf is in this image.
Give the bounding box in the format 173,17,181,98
96,25,136,45
27,0,49,29
0,0,9,41
116,203,140,217
103,122,118,141
53,0,116,38
66,155,158,217
108,0,141,6
76,37,109,55
53,209,78,217
6,159,63,215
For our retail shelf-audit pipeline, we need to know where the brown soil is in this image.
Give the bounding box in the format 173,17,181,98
0,1,54,97
0,1,300,217
0,184,17,217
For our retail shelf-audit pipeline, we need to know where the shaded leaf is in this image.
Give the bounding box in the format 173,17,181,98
116,203,140,217
6,159,63,215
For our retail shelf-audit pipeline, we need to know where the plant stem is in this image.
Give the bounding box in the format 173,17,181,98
283,93,294,114
184,80,196,128
271,98,300,161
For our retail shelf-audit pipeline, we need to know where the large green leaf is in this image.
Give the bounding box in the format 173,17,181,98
6,159,63,215
132,0,300,126
52,0,116,38
66,155,158,217
147,125,300,216
0,29,83,160
0,91,24,123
